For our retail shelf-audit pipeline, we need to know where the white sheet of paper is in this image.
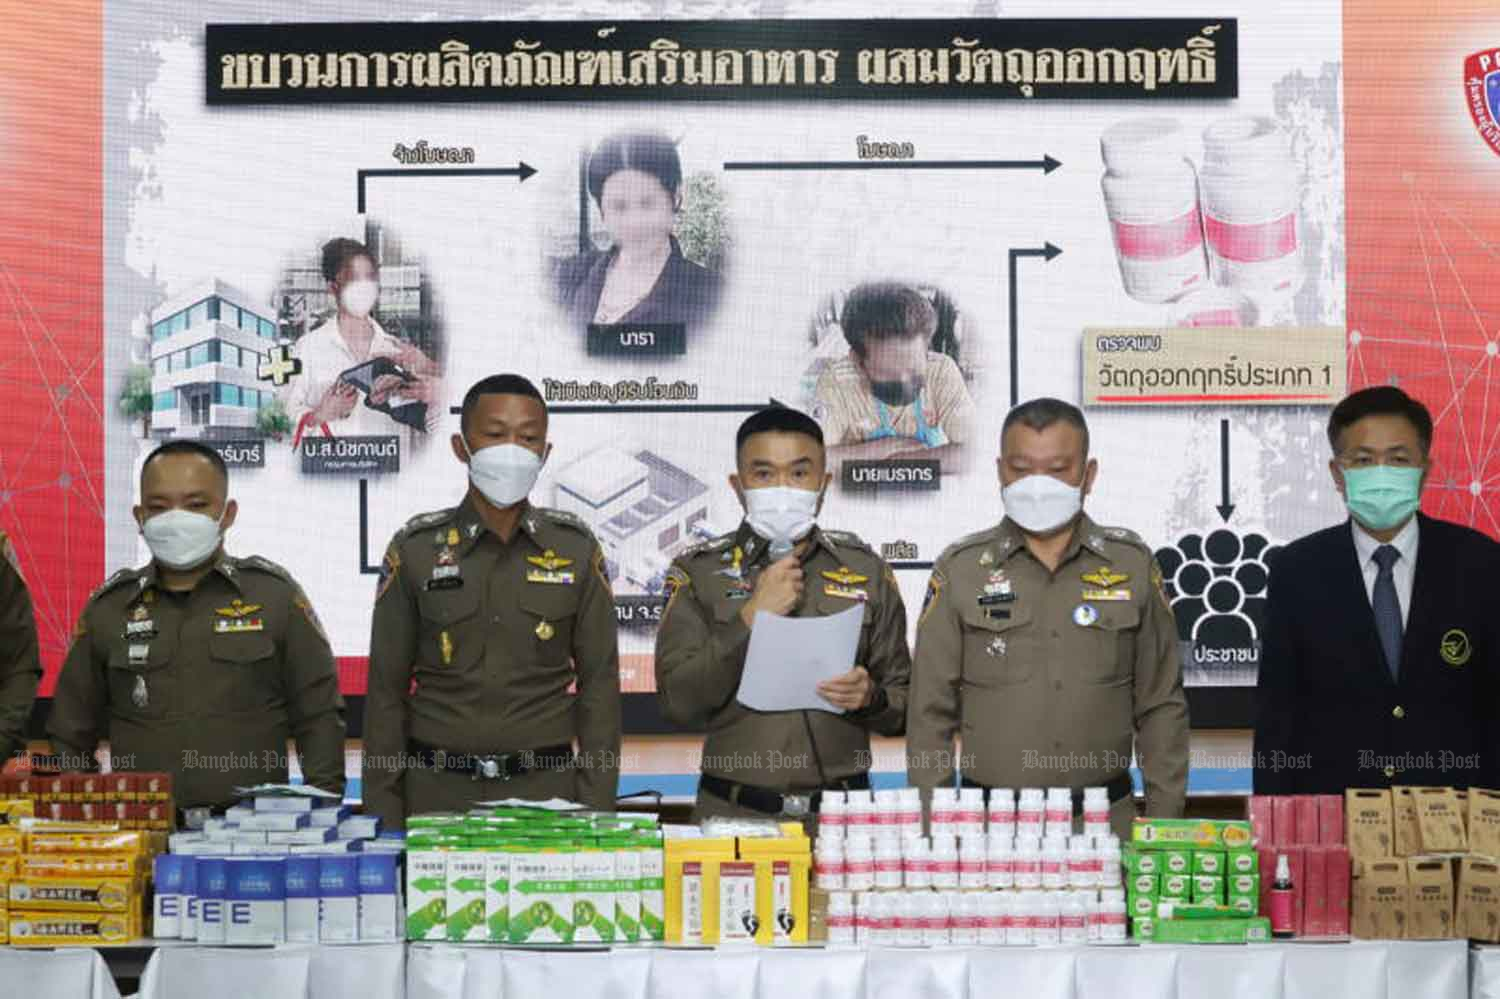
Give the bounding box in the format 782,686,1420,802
736,604,866,713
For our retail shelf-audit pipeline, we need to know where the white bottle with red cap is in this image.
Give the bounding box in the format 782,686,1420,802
1099,116,1209,304
820,791,848,840
1017,788,1045,839
957,787,986,839
987,787,1017,841
1082,786,1111,840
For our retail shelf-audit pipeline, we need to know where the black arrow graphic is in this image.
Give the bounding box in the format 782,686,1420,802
1217,418,1235,522
1007,242,1063,406
358,478,381,575
448,397,783,417
724,155,1061,174
357,163,536,213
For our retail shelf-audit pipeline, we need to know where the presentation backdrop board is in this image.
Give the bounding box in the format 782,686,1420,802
2,0,1494,738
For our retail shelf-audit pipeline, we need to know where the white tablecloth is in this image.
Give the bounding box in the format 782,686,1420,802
406,941,1469,999
0,947,119,999
1471,946,1500,999
135,942,404,999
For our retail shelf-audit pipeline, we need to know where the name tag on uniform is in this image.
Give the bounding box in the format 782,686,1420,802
823,584,868,601
1081,588,1132,602
526,569,575,585
977,593,1015,606
985,608,1012,620
213,617,264,634
128,643,150,664
125,619,157,638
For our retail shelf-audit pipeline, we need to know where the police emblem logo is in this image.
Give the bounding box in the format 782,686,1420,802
1464,50,1500,158
1440,629,1472,667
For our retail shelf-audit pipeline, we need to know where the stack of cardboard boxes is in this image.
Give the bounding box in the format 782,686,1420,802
1246,793,1351,937
665,827,811,946
1344,785,1500,942
0,773,174,829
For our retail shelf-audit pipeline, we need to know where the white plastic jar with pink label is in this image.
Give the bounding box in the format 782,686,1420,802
1199,115,1304,301
1100,117,1209,304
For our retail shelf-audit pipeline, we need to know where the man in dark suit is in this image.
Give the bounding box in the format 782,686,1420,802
1254,386,1500,793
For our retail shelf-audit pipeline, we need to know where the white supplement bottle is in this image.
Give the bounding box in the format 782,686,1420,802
1100,117,1209,304
1199,115,1303,302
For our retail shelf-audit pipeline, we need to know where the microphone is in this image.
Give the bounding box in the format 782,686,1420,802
768,536,795,562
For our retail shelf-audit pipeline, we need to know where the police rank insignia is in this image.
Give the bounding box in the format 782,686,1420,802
439,630,454,665
125,602,156,639
822,566,869,601
1081,567,1132,602
535,619,555,641
986,636,1007,657
213,599,264,633
978,571,1015,606
526,549,575,585
131,674,149,709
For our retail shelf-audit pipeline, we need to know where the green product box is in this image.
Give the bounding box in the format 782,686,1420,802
1124,850,1161,876
509,852,575,944
405,850,448,941
1191,875,1225,903
1132,916,1157,941
613,847,643,944
1227,873,1260,897
639,841,665,941
1128,893,1157,919
485,852,511,942
1160,874,1192,899
1130,872,1159,896
1152,916,1272,944
1132,818,1254,851
1227,849,1259,875
446,852,489,942
1162,850,1192,876
1193,852,1226,876
572,849,617,944
1225,892,1258,916
1155,900,1237,920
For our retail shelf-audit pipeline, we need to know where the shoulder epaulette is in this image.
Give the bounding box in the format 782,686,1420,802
402,508,457,535
536,507,594,537
678,533,735,560
1098,525,1152,553
822,529,874,555
236,555,292,580
939,528,996,561
89,567,141,603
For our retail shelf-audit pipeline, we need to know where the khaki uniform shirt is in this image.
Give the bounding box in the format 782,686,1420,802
363,497,621,824
48,554,347,809
907,515,1188,817
655,524,911,793
0,532,41,762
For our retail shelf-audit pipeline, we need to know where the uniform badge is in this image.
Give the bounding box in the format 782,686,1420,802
128,643,149,665
822,566,869,601
986,636,1007,657
293,592,327,642
979,549,994,567
663,567,690,618
919,571,944,626
1440,629,1472,667
526,550,575,585
1073,603,1099,627
1081,568,1130,588
824,584,868,601
377,548,401,601
427,547,464,591
439,630,454,665
125,603,157,639
131,674,149,710
446,527,460,547
535,620,555,641
822,567,869,587
527,569,575,585
716,546,745,580
214,600,265,633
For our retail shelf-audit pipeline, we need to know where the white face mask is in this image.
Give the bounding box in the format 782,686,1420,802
340,279,379,318
141,507,226,570
463,439,542,508
1002,473,1084,535
743,485,820,552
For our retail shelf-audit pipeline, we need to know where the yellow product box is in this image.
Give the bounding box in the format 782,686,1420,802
8,877,136,912
0,856,18,878
0,828,22,856
25,830,145,855
664,838,735,945
738,837,811,946
9,909,136,946
19,854,144,879
0,799,35,824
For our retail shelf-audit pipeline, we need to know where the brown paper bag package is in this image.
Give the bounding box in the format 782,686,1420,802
1406,856,1455,939
1456,789,1469,832
1457,857,1500,943
1415,787,1467,854
1469,789,1500,859
1353,859,1408,940
1346,789,1394,862
1392,787,1423,857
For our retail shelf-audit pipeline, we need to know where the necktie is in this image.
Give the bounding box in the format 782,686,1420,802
1372,545,1403,682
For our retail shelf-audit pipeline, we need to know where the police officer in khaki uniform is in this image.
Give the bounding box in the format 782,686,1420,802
907,399,1188,838
656,407,910,823
0,531,42,763
363,375,620,827
49,442,347,810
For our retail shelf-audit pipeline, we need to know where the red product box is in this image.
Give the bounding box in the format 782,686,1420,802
1295,795,1321,846
1256,845,1277,918
1303,847,1329,937
1325,846,1350,937
1318,795,1344,845
105,774,134,800
0,776,14,796
1287,847,1306,936
76,774,103,801
138,772,171,800
1249,796,1276,845
43,801,64,821
44,775,68,801
1274,797,1298,845
12,776,36,800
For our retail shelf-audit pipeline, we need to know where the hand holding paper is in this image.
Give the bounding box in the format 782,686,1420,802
736,604,865,713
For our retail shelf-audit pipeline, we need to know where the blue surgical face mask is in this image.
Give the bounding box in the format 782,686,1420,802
1343,465,1423,532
